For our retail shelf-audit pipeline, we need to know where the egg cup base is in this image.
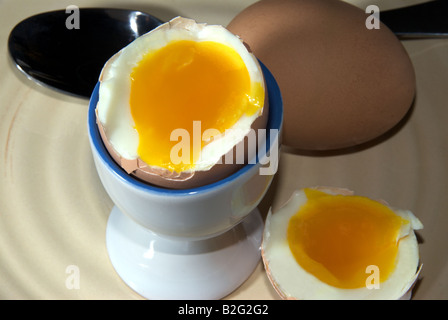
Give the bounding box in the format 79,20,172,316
106,205,264,300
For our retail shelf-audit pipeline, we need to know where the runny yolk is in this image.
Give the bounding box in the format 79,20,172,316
129,40,264,173
287,188,408,289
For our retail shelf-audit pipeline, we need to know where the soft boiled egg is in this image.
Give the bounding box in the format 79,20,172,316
262,187,423,300
95,17,268,189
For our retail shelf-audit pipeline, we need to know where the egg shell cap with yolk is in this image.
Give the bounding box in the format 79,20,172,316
262,186,423,300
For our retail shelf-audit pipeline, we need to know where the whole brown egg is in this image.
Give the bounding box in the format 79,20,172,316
227,0,416,150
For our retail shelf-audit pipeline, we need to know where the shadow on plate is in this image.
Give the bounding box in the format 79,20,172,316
282,96,417,157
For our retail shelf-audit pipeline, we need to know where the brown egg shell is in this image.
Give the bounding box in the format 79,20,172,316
227,0,416,150
96,101,269,190
261,186,422,300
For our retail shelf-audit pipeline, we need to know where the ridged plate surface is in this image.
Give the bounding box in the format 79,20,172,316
1,0,446,299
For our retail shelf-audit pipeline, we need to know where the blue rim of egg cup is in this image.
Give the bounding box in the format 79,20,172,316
87,60,283,196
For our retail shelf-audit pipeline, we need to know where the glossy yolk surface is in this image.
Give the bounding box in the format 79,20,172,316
287,188,408,289
129,40,264,173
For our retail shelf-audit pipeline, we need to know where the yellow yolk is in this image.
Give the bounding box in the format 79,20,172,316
287,188,409,289
129,40,264,173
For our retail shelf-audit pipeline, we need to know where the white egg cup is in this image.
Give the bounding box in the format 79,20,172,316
87,62,283,300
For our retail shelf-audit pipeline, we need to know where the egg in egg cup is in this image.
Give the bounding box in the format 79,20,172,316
87,60,282,299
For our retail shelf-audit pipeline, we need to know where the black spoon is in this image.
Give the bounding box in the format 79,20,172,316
380,0,448,39
8,8,163,98
8,2,448,99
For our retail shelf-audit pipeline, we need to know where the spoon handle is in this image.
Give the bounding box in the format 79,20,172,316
381,0,448,39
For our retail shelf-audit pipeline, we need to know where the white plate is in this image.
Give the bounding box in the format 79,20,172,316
0,0,446,299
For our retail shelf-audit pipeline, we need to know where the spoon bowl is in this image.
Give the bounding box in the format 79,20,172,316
8,8,163,98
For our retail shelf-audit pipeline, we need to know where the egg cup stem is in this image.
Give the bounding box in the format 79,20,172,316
105,205,264,300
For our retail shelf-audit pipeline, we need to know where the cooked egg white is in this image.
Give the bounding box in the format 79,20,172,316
96,17,265,179
262,187,423,300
